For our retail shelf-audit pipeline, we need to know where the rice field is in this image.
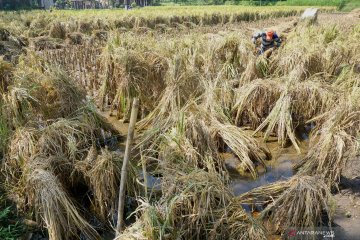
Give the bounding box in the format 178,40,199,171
0,5,359,240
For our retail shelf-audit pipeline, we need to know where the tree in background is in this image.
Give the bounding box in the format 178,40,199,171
0,0,39,9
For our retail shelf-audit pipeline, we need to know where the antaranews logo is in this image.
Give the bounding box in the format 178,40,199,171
284,227,338,239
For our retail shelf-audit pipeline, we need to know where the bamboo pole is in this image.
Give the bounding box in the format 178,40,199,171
115,98,139,236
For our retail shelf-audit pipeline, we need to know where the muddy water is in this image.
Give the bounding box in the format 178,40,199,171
227,137,308,197
98,110,130,136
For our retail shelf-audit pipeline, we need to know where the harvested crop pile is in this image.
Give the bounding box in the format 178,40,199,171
119,170,266,240
30,36,64,51
1,63,137,239
237,175,334,232
0,28,26,62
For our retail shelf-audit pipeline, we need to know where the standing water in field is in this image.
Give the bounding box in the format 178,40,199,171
225,138,308,195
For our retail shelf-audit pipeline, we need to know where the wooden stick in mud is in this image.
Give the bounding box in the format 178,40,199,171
116,98,139,236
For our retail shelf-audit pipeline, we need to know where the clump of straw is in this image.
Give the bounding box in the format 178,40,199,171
49,22,66,40
238,175,334,232
26,168,100,240
295,90,360,186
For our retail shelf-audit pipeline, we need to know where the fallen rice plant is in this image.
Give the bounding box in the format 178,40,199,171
237,175,334,232
0,7,358,240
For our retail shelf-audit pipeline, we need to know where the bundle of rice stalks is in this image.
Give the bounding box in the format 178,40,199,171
30,36,64,51
65,32,85,45
212,119,271,179
238,175,334,232
295,90,360,186
292,78,336,120
98,34,168,119
238,56,259,84
49,22,66,40
76,147,137,221
213,34,243,79
26,168,99,240
333,65,360,91
37,69,86,119
4,127,38,191
28,16,49,37
78,21,94,35
4,87,39,127
136,50,202,129
233,78,282,128
246,78,335,153
4,107,107,191
255,88,299,152
0,59,13,92
36,118,95,163
159,169,233,239
134,168,267,239
6,65,86,122
153,109,225,177
115,217,147,240
210,200,267,240
256,55,270,78
271,27,325,81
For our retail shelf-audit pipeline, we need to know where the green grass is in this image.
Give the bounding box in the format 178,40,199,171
277,0,343,6
341,0,360,11
0,196,25,240
0,207,24,240
276,0,359,11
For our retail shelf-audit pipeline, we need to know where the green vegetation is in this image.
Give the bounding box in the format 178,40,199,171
277,0,343,6
341,0,360,11
0,198,25,240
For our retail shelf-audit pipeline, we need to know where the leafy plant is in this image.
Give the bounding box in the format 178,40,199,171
0,206,24,240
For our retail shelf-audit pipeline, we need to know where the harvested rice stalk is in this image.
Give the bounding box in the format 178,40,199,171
250,78,335,153
238,175,334,232
49,22,66,40
254,90,300,153
156,110,225,176
295,91,360,186
212,119,271,179
5,87,39,127
36,118,95,162
75,146,138,222
271,26,325,81
4,65,87,123
4,127,39,197
83,148,123,220
115,218,147,240
88,148,122,220
0,59,13,92
26,169,100,240
210,201,267,240
261,175,334,231
293,78,336,121
233,78,282,128
333,65,360,91
160,170,232,239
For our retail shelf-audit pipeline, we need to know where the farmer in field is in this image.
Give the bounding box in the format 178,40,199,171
252,30,281,57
